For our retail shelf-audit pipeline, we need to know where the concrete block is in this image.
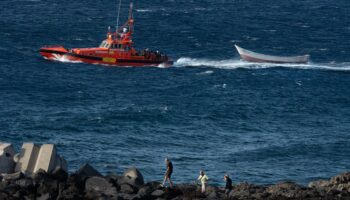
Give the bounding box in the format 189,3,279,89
14,143,67,175
34,144,57,174
0,143,16,174
15,143,40,174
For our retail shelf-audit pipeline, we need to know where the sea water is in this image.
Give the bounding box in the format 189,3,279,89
0,0,349,185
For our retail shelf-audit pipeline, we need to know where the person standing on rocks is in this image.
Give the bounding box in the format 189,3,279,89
224,174,233,197
197,170,209,193
162,157,174,187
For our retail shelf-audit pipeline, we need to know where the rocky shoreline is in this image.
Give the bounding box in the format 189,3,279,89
1,143,350,199
1,163,350,200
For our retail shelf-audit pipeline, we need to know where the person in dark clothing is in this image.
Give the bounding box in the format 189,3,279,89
162,158,174,187
224,174,233,197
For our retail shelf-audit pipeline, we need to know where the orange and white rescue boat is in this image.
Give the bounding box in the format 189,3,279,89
39,3,173,67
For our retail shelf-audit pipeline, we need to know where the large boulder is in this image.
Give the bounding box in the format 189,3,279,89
175,184,201,199
32,169,50,184
53,156,68,173
164,187,184,200
0,191,9,200
144,181,162,190
57,178,84,200
117,193,139,200
36,178,59,199
76,163,102,181
151,189,165,198
85,176,118,197
36,193,50,200
2,171,24,182
175,184,197,193
52,167,68,182
119,167,144,187
15,178,35,190
120,183,136,194
137,185,153,199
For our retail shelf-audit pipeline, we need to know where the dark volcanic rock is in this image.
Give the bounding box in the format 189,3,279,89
120,183,136,194
308,180,330,188
118,193,139,200
105,174,121,185
164,187,184,200
37,193,50,200
85,176,118,197
57,174,85,200
32,169,50,184
76,163,102,181
119,167,144,188
52,167,69,182
2,171,24,182
330,172,350,185
0,191,9,199
1,165,350,200
307,172,350,199
144,181,162,190
137,185,153,199
37,178,59,199
151,189,165,197
14,178,36,196
232,182,268,199
267,181,309,199
176,184,197,193
15,178,34,188
57,181,84,200
175,184,203,199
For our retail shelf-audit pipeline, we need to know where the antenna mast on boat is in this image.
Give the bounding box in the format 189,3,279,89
128,2,134,33
116,0,122,34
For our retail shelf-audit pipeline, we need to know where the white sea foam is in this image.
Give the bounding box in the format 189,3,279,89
197,70,214,75
174,57,350,71
136,9,153,13
157,63,168,68
51,54,82,63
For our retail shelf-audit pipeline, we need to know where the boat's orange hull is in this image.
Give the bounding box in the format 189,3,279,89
39,46,173,67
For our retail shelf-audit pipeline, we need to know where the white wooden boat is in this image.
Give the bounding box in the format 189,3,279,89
235,45,310,64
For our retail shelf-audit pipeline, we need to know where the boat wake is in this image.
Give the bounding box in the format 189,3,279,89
174,57,350,71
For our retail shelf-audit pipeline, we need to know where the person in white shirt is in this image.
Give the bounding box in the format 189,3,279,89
197,170,209,193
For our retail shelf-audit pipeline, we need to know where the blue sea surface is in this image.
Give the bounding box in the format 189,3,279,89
0,0,350,185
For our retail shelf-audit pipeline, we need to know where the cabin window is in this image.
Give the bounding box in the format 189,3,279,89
99,41,107,48
99,41,111,48
111,44,120,49
104,43,111,48
111,44,124,49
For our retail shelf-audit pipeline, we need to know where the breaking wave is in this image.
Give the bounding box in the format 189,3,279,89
174,57,350,71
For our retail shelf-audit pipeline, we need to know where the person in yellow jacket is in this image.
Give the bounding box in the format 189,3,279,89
197,170,209,193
